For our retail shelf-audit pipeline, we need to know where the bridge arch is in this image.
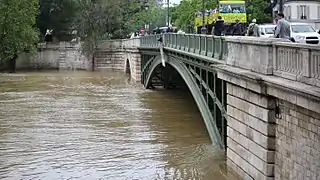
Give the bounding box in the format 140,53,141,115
124,52,133,77
125,59,131,75
143,55,223,148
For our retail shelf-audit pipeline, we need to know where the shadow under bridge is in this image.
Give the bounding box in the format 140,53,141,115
141,52,227,149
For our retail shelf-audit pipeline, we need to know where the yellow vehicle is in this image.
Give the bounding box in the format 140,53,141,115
194,0,247,35
219,1,246,24
194,11,211,33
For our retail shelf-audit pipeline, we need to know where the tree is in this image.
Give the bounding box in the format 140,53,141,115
73,0,169,71
37,0,78,40
171,0,217,32
130,2,167,32
0,0,39,72
74,0,140,71
246,0,272,23
171,0,272,31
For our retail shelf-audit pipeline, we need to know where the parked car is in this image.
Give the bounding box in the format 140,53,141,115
290,22,320,44
259,24,276,38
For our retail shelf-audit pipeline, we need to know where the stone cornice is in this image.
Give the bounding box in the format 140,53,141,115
214,64,320,113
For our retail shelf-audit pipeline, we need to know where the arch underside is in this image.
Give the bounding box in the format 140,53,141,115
125,59,131,76
142,54,226,149
124,52,133,76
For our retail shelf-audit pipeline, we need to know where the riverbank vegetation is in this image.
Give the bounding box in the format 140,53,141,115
0,0,166,71
0,0,39,72
0,0,272,71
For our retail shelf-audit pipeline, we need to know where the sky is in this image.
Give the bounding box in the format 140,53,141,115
171,0,181,5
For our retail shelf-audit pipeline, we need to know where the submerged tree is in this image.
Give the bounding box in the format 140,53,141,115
74,0,122,71
74,0,159,71
0,0,39,72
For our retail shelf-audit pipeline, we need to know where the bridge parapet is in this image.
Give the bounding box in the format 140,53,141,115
140,34,320,87
225,37,320,87
97,38,140,50
122,38,140,50
140,34,227,62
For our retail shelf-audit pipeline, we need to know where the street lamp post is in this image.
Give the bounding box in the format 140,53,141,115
279,0,284,14
200,0,207,34
143,0,150,34
268,0,279,20
167,0,170,26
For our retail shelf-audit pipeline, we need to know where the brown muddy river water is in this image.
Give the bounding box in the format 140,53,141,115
0,71,237,180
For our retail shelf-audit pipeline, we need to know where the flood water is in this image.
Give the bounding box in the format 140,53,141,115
0,71,236,180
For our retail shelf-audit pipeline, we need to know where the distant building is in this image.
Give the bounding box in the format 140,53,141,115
279,0,320,29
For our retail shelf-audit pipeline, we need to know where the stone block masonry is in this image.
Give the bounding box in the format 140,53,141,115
275,100,320,180
15,41,140,79
129,52,141,82
16,42,90,70
226,83,276,180
218,68,320,180
94,51,125,71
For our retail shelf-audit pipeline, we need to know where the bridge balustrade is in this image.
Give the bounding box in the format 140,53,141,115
137,34,320,87
122,38,140,49
114,34,320,87
273,42,320,86
139,34,162,48
139,34,227,62
225,37,320,87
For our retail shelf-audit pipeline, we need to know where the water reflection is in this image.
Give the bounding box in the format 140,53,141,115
0,71,236,180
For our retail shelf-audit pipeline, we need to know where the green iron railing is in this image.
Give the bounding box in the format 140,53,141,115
139,34,227,61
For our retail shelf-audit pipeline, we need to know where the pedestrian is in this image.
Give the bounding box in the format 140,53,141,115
213,16,225,36
155,27,161,34
45,29,53,42
274,13,291,41
246,19,260,37
232,20,243,36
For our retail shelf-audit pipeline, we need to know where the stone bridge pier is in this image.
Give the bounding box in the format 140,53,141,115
93,39,142,82
97,34,320,180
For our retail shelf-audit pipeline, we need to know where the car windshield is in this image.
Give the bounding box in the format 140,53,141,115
265,27,275,34
291,25,315,33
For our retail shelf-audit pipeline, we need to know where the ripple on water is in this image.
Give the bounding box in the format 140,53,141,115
0,71,238,180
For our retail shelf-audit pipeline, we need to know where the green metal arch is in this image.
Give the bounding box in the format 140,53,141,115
143,55,223,148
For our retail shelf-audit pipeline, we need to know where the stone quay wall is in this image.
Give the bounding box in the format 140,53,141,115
16,42,90,70
15,40,140,74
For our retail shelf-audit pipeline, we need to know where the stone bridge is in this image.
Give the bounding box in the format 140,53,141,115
101,34,320,180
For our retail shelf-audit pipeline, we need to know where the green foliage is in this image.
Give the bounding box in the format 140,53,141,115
246,0,272,23
131,4,167,31
171,0,272,30
171,0,217,32
0,0,39,70
74,0,168,56
37,0,78,37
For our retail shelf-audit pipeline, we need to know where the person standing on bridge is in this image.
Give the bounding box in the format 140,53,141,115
274,13,291,41
232,20,243,36
246,19,260,37
212,16,225,36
